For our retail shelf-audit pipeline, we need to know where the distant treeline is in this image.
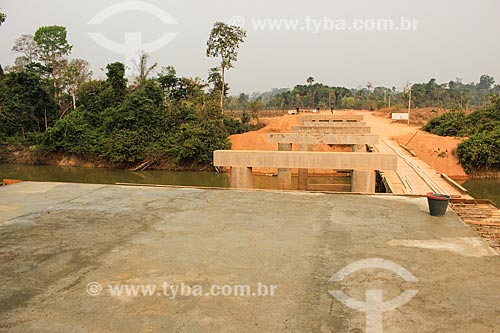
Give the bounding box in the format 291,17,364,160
226,76,500,111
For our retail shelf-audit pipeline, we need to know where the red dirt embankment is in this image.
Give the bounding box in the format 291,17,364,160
392,131,468,179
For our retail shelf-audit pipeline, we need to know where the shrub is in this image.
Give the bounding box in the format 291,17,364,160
422,111,469,136
457,127,500,174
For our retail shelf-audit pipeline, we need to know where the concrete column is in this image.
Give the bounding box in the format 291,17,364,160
230,167,253,189
278,143,293,151
278,169,293,190
278,143,293,190
352,144,367,152
351,170,376,193
298,144,309,191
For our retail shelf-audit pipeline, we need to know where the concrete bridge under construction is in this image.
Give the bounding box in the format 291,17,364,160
214,113,472,199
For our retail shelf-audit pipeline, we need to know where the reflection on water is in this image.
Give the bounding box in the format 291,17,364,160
0,164,338,191
0,164,230,188
461,179,500,206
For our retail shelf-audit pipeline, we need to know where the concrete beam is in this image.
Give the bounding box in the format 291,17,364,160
352,144,368,152
291,126,371,134
214,151,397,171
303,121,368,127
299,115,364,124
268,134,379,145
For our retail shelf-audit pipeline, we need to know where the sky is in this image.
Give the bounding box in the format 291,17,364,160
0,0,499,95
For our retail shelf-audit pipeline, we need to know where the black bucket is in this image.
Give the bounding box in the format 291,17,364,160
427,193,451,217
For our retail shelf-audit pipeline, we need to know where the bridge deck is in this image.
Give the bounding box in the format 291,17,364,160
0,182,498,332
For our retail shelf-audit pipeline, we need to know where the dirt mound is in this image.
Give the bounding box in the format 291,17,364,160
392,131,468,179
230,115,301,151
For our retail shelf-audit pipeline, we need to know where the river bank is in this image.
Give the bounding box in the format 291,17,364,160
0,145,213,172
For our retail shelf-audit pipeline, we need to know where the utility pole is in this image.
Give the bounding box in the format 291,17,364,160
407,83,412,126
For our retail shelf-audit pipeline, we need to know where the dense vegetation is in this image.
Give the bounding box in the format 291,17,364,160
226,76,500,112
423,97,500,174
0,23,253,169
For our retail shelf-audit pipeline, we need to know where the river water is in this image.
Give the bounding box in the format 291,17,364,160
1,164,499,205
460,179,500,206
0,163,338,191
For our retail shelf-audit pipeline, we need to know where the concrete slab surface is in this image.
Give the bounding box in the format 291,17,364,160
1,182,500,332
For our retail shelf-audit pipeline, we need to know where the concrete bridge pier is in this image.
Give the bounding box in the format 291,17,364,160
298,144,309,191
231,167,253,189
352,144,367,152
278,143,293,190
351,170,376,193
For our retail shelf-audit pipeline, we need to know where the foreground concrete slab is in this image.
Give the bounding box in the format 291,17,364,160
214,151,397,170
1,182,499,332
268,133,380,145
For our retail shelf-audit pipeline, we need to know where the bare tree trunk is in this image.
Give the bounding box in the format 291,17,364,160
71,88,76,110
220,66,225,114
44,109,48,131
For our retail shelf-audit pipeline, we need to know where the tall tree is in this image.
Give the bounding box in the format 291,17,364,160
34,26,72,97
12,34,41,62
132,51,158,88
62,59,92,112
206,22,246,112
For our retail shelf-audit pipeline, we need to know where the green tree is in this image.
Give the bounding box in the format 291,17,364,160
206,22,246,112
341,97,355,109
207,67,229,98
0,71,58,136
106,62,127,104
34,26,72,98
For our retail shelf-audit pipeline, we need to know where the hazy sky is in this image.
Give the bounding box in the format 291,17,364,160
0,0,499,94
